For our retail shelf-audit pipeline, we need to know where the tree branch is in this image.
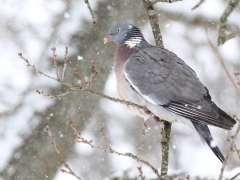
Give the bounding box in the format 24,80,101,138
66,120,162,179
44,126,82,180
218,0,239,45
83,0,96,24
219,116,240,180
142,1,172,179
198,17,240,99
149,0,182,5
18,51,149,112
230,171,240,180
191,0,205,10
142,0,164,48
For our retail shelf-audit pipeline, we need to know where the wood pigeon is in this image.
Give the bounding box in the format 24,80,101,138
104,22,236,163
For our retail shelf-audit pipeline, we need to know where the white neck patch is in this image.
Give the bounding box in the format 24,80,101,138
125,37,142,48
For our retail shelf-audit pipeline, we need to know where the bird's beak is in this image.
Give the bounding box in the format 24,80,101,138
104,35,113,44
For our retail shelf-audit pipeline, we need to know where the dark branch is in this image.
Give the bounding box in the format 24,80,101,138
142,1,172,179
150,0,182,4
218,0,239,45
191,0,205,10
83,0,97,24
142,0,164,48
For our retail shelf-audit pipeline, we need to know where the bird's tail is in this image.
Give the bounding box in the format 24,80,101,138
192,121,224,163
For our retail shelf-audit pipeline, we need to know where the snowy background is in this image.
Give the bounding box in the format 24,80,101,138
0,0,240,179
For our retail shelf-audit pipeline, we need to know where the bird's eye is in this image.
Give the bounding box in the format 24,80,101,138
117,29,121,32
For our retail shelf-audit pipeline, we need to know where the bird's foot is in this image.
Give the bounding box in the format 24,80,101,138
144,110,162,123
144,110,152,115
153,116,163,123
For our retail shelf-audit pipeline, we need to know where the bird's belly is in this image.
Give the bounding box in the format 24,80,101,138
117,75,150,119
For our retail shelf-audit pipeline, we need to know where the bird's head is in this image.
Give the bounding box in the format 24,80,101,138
104,22,145,48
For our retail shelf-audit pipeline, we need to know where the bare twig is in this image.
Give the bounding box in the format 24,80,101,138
234,71,240,85
89,60,99,83
230,172,240,180
36,89,73,99
51,47,60,81
44,126,82,180
83,0,96,24
84,89,148,111
142,0,164,48
137,122,148,156
198,17,240,98
218,0,240,45
218,117,240,180
66,120,94,148
61,46,69,81
74,68,87,84
149,0,182,4
18,52,72,87
18,51,149,112
68,120,161,179
99,122,110,150
191,0,205,10
233,144,240,159
186,174,190,180
137,166,146,180
108,149,161,178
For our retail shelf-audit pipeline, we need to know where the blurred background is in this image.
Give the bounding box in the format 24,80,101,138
0,0,240,179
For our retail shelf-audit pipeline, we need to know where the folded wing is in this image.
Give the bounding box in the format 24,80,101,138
124,47,236,129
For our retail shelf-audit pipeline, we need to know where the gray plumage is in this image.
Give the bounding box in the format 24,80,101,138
104,22,236,163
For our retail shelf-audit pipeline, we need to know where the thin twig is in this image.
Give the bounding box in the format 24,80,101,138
51,47,60,81
84,89,148,112
18,52,72,87
83,0,96,24
191,0,205,10
142,0,164,48
108,149,161,178
66,120,94,148
44,126,82,180
198,17,240,98
137,122,148,156
137,166,146,180
218,0,239,45
36,89,73,99
74,68,87,84
68,120,161,179
233,144,240,159
18,51,149,111
150,0,182,4
99,122,110,150
234,71,240,85
61,46,69,81
230,172,240,180
219,117,240,180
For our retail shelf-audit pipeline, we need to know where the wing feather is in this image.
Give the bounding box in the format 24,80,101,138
124,47,236,129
